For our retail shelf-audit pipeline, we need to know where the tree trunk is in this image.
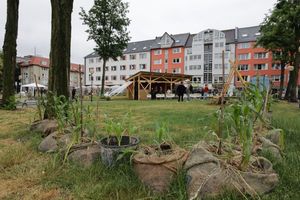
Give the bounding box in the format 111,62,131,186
279,63,285,99
2,0,19,106
49,0,73,97
45,0,73,118
285,52,299,102
100,59,107,96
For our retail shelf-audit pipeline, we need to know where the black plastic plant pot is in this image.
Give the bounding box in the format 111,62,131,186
99,136,139,167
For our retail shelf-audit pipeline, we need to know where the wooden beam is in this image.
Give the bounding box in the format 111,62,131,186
138,76,141,100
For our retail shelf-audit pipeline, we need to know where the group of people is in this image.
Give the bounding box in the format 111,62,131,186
176,82,209,102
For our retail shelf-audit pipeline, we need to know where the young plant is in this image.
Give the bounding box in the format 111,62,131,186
104,115,126,146
53,95,69,134
104,112,138,146
228,103,253,171
154,121,173,146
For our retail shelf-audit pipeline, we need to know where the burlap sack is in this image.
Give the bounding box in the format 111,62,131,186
184,142,279,200
133,145,188,193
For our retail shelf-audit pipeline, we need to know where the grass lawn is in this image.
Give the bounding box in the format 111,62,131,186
0,99,299,200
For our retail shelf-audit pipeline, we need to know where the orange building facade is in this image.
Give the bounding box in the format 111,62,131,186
150,32,189,74
235,42,290,88
151,47,185,74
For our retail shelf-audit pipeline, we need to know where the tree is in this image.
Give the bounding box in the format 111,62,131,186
45,0,74,118
257,0,300,102
80,0,130,96
0,51,3,92
2,0,19,107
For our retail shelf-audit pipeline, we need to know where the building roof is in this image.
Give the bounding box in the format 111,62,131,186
18,55,82,72
237,26,261,43
85,39,156,59
85,26,261,57
150,32,190,49
223,28,236,44
126,71,192,81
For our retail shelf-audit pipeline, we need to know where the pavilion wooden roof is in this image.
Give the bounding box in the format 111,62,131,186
126,71,192,82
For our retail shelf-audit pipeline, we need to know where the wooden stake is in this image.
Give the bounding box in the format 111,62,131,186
79,65,83,137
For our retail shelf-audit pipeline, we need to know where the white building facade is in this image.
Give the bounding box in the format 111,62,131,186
84,40,153,86
184,29,235,85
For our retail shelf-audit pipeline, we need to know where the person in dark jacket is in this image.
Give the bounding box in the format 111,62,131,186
176,82,186,102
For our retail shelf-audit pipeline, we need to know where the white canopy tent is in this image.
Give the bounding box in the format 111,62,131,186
20,83,47,97
20,83,47,91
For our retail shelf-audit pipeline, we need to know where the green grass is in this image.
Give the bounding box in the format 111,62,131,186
0,99,299,199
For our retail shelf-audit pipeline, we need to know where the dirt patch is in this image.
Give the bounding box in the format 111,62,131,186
0,179,70,200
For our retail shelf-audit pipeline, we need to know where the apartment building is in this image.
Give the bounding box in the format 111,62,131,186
235,26,290,88
150,32,189,74
18,55,83,88
184,29,236,85
84,26,300,88
84,39,153,86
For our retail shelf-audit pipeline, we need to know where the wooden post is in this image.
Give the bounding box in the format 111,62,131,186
218,50,225,154
133,78,135,100
79,65,83,137
138,75,141,100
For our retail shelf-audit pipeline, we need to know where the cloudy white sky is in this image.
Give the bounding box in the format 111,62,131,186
0,0,277,64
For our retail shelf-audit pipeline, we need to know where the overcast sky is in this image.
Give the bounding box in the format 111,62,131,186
0,0,277,64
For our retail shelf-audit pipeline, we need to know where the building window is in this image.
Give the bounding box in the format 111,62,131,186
254,52,268,59
238,64,249,71
237,76,249,82
172,58,181,64
254,63,267,70
238,53,250,60
272,63,281,70
111,66,117,71
89,67,95,73
24,73,28,78
129,54,136,60
89,58,94,63
139,64,146,70
172,48,181,53
238,43,250,49
187,48,192,54
214,64,222,69
111,76,117,81
120,55,126,60
153,69,161,73
154,50,162,55
41,61,48,66
225,45,231,51
120,75,126,80
189,55,201,60
105,76,109,81
139,53,147,59
189,65,201,70
129,64,136,70
193,77,202,83
214,53,222,59
172,68,181,73
96,58,101,62
213,76,224,83
96,67,101,72
96,76,101,81
120,65,126,70
271,75,280,82
214,42,224,48
105,66,109,71
154,59,162,65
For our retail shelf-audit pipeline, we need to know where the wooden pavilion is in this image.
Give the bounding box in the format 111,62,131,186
126,71,192,100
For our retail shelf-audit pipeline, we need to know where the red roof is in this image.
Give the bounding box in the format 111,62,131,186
19,55,83,72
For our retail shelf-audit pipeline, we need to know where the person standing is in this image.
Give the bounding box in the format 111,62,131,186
176,82,186,102
72,87,77,101
186,82,191,101
203,84,209,99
